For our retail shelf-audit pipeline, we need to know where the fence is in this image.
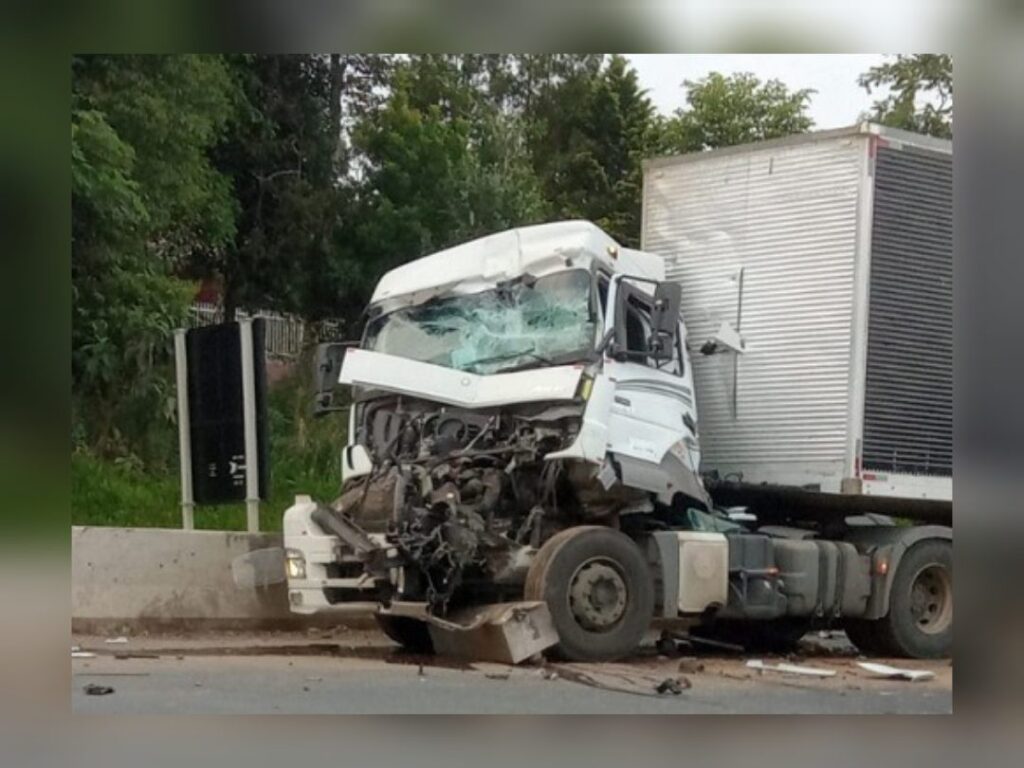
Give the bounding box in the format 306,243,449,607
188,303,342,359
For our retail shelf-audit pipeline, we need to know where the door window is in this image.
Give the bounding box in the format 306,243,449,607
617,281,683,375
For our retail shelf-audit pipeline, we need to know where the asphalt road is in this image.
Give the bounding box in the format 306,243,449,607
71,630,952,714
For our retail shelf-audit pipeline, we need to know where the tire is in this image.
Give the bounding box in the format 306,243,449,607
851,539,953,659
525,526,654,662
375,614,434,653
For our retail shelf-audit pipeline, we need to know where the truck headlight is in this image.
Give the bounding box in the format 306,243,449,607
284,549,306,579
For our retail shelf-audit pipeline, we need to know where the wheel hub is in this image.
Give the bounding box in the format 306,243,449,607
568,558,627,632
910,564,952,635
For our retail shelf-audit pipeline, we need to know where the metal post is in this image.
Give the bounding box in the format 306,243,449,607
174,329,195,530
239,319,260,532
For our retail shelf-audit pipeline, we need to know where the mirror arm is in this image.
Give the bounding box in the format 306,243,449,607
596,328,616,356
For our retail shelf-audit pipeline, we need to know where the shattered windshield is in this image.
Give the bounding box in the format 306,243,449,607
364,269,596,375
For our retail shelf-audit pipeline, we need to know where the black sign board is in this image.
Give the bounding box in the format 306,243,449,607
185,321,269,504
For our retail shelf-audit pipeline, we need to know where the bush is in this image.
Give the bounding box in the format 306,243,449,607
71,364,349,531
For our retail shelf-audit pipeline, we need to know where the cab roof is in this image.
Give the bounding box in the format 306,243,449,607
370,220,665,308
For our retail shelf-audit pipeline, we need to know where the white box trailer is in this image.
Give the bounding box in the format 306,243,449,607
642,123,952,505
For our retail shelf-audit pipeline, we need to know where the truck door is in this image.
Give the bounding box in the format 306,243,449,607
602,274,708,508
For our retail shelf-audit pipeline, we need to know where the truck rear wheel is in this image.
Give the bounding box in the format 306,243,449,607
848,540,952,659
525,526,654,662
375,614,434,654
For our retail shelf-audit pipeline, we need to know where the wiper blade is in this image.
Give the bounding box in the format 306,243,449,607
463,345,553,370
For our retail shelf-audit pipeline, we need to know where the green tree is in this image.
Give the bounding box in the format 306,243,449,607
659,72,814,153
72,55,240,462
347,55,545,312
859,54,952,138
201,55,394,323
509,54,656,246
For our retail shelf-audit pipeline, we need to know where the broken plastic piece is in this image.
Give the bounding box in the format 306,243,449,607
745,659,836,678
856,662,935,681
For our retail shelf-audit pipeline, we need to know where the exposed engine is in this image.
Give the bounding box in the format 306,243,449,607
326,395,643,612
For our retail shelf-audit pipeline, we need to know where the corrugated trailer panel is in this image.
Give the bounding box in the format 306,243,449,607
862,145,953,476
644,135,865,491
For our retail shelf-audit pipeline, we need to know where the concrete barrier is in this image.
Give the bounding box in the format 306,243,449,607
71,526,368,632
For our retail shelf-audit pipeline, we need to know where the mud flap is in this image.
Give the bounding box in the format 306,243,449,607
423,601,559,664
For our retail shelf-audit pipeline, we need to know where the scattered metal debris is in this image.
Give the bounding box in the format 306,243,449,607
655,677,691,695
82,684,115,696
856,662,935,681
745,659,836,678
683,634,745,653
422,601,558,664
656,632,681,657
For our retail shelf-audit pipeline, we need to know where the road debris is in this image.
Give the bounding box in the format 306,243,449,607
655,677,691,695
72,650,96,659
856,662,935,681
82,684,115,696
114,652,159,660
105,636,129,644
484,672,510,681
745,659,836,678
423,601,558,665
656,633,681,657
684,634,745,653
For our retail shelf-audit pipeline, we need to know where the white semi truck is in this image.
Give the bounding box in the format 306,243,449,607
283,215,952,662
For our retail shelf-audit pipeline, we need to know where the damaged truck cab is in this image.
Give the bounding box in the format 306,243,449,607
283,221,952,663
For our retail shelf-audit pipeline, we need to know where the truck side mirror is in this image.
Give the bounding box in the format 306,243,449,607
312,342,354,415
649,281,682,360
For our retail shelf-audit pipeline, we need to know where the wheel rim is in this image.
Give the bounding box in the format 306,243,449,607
567,556,628,632
909,563,952,635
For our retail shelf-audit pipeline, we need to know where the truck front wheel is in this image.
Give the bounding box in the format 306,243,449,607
525,526,654,662
375,614,434,654
847,540,952,659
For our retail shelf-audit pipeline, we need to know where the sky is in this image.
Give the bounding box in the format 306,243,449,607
626,54,888,129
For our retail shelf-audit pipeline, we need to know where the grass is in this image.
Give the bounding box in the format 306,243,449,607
71,369,348,531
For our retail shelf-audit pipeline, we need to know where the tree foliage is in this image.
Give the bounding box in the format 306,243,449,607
72,55,239,461
859,54,952,139
347,55,546,310
659,72,814,153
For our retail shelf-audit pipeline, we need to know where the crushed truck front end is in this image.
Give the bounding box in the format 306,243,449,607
282,222,709,659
